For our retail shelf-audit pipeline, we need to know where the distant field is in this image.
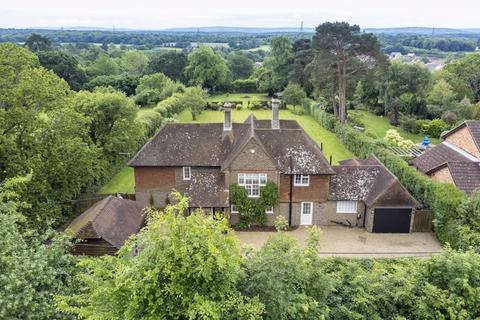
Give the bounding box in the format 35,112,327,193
246,45,271,52
350,110,440,144
100,107,353,193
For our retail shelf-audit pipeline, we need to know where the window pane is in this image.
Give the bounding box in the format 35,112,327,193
337,201,357,213
259,174,267,185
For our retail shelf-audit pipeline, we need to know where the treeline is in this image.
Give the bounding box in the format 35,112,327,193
0,28,291,49
380,34,479,53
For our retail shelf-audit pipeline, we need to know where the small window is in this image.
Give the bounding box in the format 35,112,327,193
294,174,310,186
336,201,357,213
265,207,273,214
301,202,312,215
183,166,191,180
231,204,238,213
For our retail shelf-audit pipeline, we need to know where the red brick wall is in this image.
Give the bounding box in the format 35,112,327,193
279,174,330,202
134,167,176,191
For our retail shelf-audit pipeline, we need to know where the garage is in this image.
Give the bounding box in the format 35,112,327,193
372,208,412,233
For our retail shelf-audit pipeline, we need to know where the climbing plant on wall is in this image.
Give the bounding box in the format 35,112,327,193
230,181,279,228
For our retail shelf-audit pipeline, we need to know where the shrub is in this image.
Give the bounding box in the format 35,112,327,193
232,78,257,93
384,129,416,148
425,118,448,138
274,215,289,232
442,111,458,125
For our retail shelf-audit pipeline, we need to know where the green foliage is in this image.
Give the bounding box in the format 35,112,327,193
147,50,188,81
240,232,332,320
85,73,139,96
384,129,416,148
261,36,293,93
134,72,184,106
57,192,263,320
119,50,148,75
24,33,52,52
444,52,480,103
86,53,120,77
283,83,307,111
0,178,78,319
227,52,254,80
184,46,231,91
230,181,279,228
177,86,208,120
73,89,144,166
37,50,87,91
274,215,289,232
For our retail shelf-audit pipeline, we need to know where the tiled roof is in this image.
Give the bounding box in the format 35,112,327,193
447,162,480,194
330,156,418,207
129,116,333,174
66,196,145,248
441,120,480,149
183,170,229,207
413,142,474,174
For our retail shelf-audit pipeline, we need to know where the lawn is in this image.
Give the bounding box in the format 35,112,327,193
99,167,135,194
350,110,440,144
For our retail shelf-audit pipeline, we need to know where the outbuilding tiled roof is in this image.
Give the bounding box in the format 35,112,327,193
66,196,145,248
446,162,480,194
413,142,474,173
129,116,333,174
330,156,418,207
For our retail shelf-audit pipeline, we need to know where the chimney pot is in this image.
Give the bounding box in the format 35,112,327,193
271,98,280,129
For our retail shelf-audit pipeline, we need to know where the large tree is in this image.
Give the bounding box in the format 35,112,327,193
263,36,293,92
227,52,254,80
37,50,87,91
120,50,149,75
184,46,230,91
177,86,207,120
444,53,480,103
24,33,52,52
311,22,384,123
0,177,78,319
73,88,144,166
57,193,264,319
147,50,188,81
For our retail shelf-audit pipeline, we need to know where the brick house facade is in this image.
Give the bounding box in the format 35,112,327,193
129,102,418,232
413,121,480,193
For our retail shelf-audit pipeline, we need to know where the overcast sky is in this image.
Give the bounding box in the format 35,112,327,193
1,0,479,29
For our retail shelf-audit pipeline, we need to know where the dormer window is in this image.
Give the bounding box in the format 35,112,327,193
294,174,310,186
183,166,191,180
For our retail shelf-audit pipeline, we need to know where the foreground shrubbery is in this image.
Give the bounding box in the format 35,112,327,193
306,103,479,252
55,194,480,319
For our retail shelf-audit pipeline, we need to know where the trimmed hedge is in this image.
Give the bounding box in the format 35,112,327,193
306,104,475,250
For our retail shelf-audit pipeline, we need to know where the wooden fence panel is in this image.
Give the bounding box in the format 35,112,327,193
413,209,433,232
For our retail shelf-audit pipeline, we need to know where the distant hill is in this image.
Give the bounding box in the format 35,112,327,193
162,26,315,33
364,27,477,35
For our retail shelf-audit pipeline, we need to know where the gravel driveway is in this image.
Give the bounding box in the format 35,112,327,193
235,226,443,258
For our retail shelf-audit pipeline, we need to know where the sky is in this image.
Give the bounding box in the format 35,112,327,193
1,0,479,30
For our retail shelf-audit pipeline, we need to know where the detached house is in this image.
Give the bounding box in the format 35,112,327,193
413,121,480,193
129,101,419,233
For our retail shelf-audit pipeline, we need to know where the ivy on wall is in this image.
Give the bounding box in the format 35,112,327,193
230,181,279,228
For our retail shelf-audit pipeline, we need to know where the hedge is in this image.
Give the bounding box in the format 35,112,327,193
306,104,476,250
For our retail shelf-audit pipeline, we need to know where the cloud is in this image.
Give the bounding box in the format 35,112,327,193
1,0,479,29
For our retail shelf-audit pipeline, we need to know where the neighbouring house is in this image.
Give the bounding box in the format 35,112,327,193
129,101,419,233
66,196,145,256
413,121,480,193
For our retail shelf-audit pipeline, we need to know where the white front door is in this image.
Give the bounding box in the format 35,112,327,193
300,202,313,225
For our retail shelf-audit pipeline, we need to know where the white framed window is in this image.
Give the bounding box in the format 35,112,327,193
294,174,310,186
336,201,357,213
231,204,238,213
301,202,313,215
237,173,267,198
183,166,191,180
265,207,273,214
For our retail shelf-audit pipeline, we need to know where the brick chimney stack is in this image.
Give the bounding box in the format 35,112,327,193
272,98,280,129
223,102,232,131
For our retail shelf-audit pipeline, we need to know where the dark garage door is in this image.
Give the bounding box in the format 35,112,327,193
372,208,412,233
